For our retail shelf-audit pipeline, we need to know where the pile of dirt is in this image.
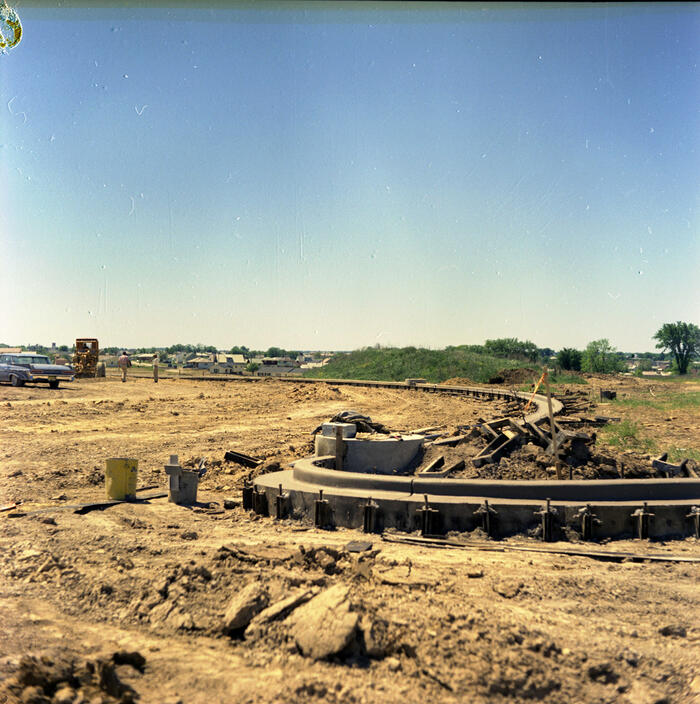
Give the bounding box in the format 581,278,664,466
1,650,146,703
451,444,657,481
488,368,541,385
440,377,477,386
287,384,346,403
415,429,658,481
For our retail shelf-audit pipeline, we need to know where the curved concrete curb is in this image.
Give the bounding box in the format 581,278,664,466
255,463,700,540
289,458,700,502
248,376,699,540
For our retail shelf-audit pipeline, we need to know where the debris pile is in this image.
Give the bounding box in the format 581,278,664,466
488,368,541,385
312,410,389,436
413,397,696,481
1,651,145,704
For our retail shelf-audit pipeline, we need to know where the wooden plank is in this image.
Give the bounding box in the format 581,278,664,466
433,434,469,447
224,450,263,468
381,534,700,564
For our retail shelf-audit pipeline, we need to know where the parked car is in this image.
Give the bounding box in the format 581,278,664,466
0,353,75,389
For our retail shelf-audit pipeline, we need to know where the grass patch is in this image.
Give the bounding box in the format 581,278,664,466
638,374,700,385
612,393,700,412
666,446,700,463
548,373,588,385
598,420,657,454
517,374,588,394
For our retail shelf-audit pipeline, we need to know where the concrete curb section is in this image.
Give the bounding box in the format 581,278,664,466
247,379,699,539
255,459,700,540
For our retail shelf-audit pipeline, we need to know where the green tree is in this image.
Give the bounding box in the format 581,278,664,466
556,348,582,371
246,362,259,373
483,338,539,362
581,339,624,373
653,321,700,375
266,347,284,358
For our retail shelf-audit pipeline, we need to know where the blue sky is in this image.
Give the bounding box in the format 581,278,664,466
1,2,698,352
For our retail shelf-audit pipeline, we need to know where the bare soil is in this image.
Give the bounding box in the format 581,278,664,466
1,375,699,704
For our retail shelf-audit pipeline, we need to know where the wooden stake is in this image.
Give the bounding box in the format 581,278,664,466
335,427,344,472
544,370,563,480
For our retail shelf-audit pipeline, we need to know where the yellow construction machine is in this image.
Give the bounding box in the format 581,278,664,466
73,338,99,378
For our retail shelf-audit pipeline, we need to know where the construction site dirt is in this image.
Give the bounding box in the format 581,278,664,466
1,375,699,704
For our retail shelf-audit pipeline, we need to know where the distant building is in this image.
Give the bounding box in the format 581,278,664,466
132,353,157,364
211,352,247,374
255,356,301,376
186,355,215,370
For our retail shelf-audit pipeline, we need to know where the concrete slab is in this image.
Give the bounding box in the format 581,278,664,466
321,422,356,438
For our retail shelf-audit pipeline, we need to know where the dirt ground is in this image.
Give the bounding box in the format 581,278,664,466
1,375,699,704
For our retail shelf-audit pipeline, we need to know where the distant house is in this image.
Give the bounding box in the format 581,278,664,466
229,354,246,373
300,360,325,369
256,356,301,376
211,352,247,374
626,356,643,371
186,355,215,370
132,353,157,364
0,347,23,355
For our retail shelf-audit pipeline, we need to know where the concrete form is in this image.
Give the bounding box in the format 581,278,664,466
249,380,700,541
315,430,424,475
255,458,700,540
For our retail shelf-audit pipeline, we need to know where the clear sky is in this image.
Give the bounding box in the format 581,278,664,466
1,2,698,352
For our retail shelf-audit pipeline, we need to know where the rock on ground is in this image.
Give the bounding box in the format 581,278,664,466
223,581,268,632
287,584,358,660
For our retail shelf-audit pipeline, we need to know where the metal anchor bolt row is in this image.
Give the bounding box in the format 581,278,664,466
248,486,699,542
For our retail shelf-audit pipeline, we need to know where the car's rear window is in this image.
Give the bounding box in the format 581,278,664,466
13,356,51,365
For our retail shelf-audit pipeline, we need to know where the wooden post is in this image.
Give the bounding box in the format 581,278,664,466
335,427,343,472
544,371,563,480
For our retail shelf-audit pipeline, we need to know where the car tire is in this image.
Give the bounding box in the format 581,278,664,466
10,374,24,387
49,380,60,389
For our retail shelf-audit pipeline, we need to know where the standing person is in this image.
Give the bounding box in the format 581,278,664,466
118,351,131,382
152,353,159,383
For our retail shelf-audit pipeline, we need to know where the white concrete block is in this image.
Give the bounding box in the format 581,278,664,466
321,422,357,438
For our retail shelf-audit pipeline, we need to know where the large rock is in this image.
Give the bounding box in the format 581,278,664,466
223,582,268,632
287,584,358,660
244,589,314,639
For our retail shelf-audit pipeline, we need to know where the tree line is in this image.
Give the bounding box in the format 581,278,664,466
556,322,700,375
4,320,697,375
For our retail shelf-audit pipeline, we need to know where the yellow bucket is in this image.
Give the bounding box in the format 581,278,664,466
105,458,138,500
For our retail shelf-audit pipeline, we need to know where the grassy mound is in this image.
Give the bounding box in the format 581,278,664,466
304,346,532,384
